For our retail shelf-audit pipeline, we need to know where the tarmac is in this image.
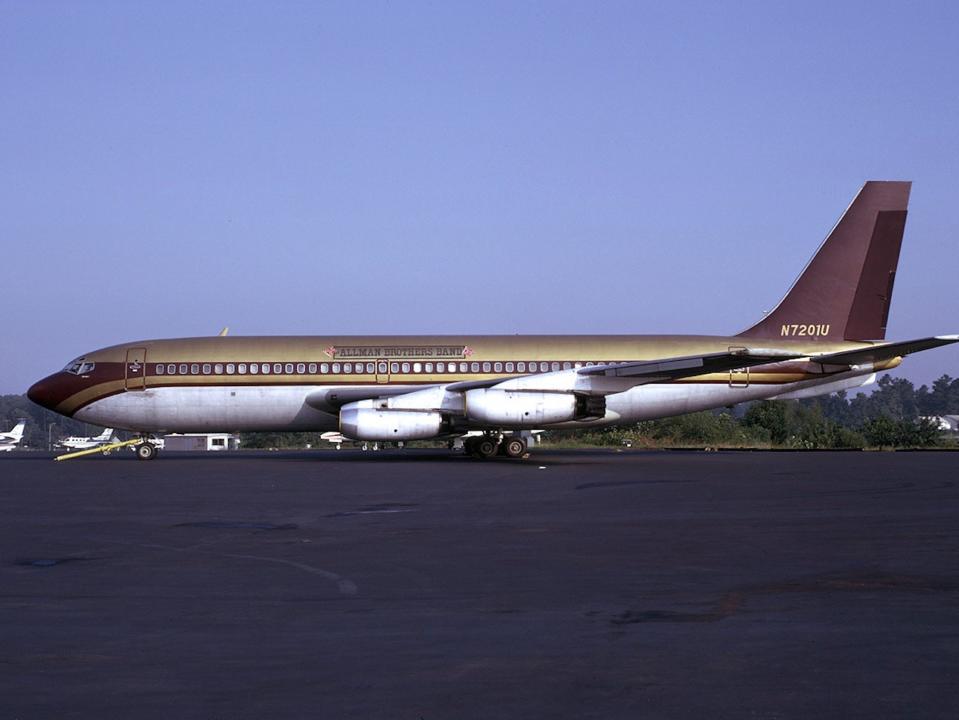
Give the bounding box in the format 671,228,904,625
1,449,957,719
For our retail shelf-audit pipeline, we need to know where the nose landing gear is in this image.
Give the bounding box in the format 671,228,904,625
135,441,159,461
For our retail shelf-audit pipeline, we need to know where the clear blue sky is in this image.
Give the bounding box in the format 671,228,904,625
2,1,957,394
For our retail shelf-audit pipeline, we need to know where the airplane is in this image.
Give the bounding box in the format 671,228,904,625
0,419,27,452
28,181,958,461
56,427,117,451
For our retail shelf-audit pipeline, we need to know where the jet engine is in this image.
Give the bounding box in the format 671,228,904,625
339,405,445,441
464,389,605,426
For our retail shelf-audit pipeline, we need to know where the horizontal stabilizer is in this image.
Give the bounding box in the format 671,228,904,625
812,335,959,366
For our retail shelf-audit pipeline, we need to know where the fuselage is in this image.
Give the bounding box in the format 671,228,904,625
27,334,896,435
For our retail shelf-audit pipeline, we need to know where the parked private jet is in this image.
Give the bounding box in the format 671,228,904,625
28,182,958,460
0,419,27,452
56,427,117,451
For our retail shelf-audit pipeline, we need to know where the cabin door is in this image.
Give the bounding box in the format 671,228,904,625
125,347,147,390
376,359,390,384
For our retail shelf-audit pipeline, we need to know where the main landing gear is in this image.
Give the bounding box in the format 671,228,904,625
463,434,528,459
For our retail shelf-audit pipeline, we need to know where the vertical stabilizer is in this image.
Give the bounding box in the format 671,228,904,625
738,181,911,342
8,420,26,440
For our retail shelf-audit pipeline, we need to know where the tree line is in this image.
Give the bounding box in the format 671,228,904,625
550,374,959,449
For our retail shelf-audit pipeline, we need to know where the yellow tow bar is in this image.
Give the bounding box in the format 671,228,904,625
54,438,144,462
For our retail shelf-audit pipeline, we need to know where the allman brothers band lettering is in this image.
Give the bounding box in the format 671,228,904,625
325,345,472,359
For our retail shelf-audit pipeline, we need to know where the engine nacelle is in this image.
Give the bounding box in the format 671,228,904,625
340,406,444,441
464,389,605,427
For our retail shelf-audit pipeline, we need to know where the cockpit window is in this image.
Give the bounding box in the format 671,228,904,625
64,358,95,375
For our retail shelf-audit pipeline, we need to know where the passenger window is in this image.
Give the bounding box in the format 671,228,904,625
202,364,211,374
517,362,526,372
156,364,165,375
459,362,467,373
494,362,502,372
551,362,560,371
344,363,352,374
179,364,188,375
321,363,329,374
413,362,421,373
436,362,445,373
261,364,270,374
238,363,247,374
470,362,479,372
402,362,411,373
189,364,198,374
505,362,513,372
366,362,375,374
274,363,282,374
226,363,235,374
425,362,433,373
308,363,317,373
215,363,223,374
377,361,387,374
285,363,294,374
250,363,259,374
167,364,176,375
563,362,572,370
482,362,491,372
332,363,341,373
391,362,399,373
297,363,306,374
574,362,582,368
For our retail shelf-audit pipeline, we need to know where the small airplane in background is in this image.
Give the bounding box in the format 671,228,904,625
56,428,117,451
0,419,27,451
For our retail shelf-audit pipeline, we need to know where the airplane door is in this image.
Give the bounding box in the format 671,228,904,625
376,359,390,384
125,347,147,390
728,346,749,388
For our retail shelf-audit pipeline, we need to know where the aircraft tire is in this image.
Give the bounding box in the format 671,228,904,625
503,438,527,458
136,442,158,461
475,438,498,458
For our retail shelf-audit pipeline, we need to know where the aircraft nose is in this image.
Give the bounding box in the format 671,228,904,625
28,374,68,411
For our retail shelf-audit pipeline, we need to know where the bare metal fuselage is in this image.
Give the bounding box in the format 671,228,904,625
31,334,892,434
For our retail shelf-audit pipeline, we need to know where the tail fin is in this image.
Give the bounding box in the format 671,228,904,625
96,428,114,441
738,181,911,342
10,420,26,440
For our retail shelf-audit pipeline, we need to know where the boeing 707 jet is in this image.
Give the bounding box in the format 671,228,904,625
28,181,957,459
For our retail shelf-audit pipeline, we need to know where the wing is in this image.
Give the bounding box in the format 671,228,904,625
487,349,803,396
810,335,959,366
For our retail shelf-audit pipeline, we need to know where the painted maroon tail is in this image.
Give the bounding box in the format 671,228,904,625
738,181,911,343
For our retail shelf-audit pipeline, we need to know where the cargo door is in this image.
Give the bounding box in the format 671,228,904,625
125,347,147,390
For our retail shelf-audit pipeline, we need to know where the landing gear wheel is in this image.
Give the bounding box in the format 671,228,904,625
135,442,158,461
503,438,527,458
475,438,498,458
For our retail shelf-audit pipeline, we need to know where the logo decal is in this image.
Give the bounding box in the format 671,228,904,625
323,345,472,359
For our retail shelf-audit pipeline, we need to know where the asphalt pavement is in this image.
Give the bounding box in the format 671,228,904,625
1,449,957,719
